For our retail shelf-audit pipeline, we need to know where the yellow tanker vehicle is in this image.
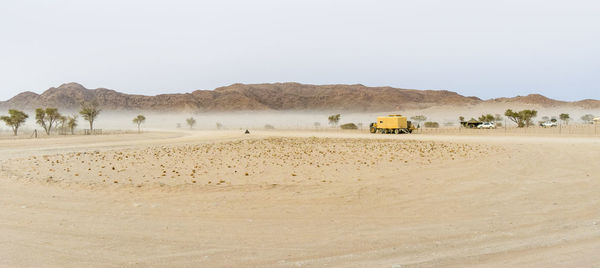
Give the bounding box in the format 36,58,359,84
369,115,416,134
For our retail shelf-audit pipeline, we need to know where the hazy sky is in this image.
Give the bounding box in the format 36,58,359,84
1,0,598,101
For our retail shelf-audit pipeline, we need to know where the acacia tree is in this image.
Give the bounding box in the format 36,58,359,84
58,115,67,134
505,109,537,128
410,115,427,127
80,102,101,132
67,115,78,135
133,114,146,133
493,114,504,127
186,117,196,129
35,108,62,135
559,113,570,125
581,114,595,124
0,109,28,136
328,114,341,127
478,114,495,122
459,116,465,122
494,114,503,122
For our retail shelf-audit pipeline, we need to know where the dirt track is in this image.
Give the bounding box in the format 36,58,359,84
1,130,600,267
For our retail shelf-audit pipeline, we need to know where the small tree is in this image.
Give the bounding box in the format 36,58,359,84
459,116,465,122
36,108,62,135
67,115,78,135
0,109,28,136
216,122,223,130
521,110,538,127
80,102,101,132
581,114,595,124
133,114,146,133
328,114,341,127
186,117,196,129
494,114,503,122
410,115,427,127
559,113,570,125
478,114,495,123
58,115,67,134
314,122,321,129
505,109,537,128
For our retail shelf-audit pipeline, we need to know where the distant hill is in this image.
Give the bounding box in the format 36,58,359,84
1,82,598,112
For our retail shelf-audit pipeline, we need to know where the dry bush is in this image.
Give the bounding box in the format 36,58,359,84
340,123,358,129
424,122,439,128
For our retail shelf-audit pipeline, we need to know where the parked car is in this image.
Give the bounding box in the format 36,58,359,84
477,122,496,129
540,121,558,128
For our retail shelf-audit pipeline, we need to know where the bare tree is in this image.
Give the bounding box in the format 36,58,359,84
1,109,28,136
133,114,146,133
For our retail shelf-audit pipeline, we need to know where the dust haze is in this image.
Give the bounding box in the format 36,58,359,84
2,104,600,267
2,106,598,134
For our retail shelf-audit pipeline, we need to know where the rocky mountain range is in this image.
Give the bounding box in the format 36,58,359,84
1,82,598,112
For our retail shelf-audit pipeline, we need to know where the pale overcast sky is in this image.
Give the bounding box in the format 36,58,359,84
0,0,598,101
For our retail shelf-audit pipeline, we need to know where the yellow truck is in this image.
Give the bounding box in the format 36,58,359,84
369,115,415,134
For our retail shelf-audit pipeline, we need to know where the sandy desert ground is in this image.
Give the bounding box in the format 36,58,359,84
1,129,600,267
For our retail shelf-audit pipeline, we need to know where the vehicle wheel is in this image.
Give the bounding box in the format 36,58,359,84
394,129,400,134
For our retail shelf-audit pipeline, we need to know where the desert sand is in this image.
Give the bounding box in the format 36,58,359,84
1,129,600,267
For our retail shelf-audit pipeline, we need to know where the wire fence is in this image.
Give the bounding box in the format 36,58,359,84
416,124,600,137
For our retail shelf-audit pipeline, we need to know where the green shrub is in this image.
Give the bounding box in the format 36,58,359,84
424,121,439,128
340,123,358,130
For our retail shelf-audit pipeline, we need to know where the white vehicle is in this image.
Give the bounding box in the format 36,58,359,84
541,121,558,128
477,122,496,129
